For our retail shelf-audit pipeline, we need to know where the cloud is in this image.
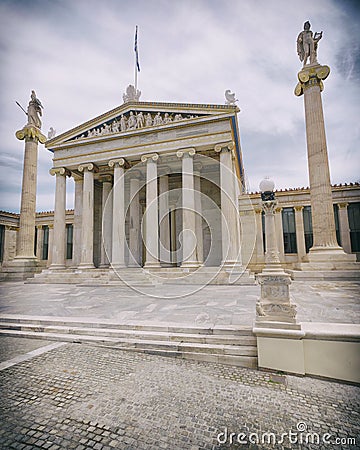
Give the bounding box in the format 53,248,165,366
0,0,359,212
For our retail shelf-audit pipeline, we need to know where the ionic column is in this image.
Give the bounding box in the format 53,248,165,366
78,163,98,269
36,225,43,260
159,174,171,266
177,148,199,268
294,206,307,261
109,159,126,268
215,142,242,268
99,175,113,267
72,175,83,268
47,224,54,267
254,207,265,264
295,64,345,258
49,167,70,269
338,203,352,254
274,206,284,263
128,172,142,267
141,153,160,268
194,170,203,265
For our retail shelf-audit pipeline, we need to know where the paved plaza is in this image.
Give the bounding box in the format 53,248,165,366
0,336,359,450
0,280,359,449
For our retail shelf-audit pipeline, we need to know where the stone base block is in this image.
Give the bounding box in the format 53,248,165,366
289,269,360,281
0,258,41,281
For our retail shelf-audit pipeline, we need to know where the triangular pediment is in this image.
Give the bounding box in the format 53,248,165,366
46,101,238,149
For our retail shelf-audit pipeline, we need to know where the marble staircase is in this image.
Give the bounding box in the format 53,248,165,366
0,315,258,369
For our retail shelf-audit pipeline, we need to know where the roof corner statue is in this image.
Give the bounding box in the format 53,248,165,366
224,90,238,106
123,84,141,103
297,21,323,66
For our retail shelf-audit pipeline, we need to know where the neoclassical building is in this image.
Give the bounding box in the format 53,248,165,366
1,89,359,282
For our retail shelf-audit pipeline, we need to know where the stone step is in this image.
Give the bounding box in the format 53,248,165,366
0,322,256,346
0,315,254,336
0,329,257,357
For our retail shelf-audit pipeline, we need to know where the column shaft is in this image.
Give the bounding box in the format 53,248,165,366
111,161,126,268
338,203,352,254
128,176,141,267
216,144,241,267
159,175,171,266
294,206,307,261
304,82,339,250
100,178,113,267
275,207,284,263
78,164,96,269
142,154,160,268
194,173,203,265
72,177,83,267
16,139,38,258
50,169,68,269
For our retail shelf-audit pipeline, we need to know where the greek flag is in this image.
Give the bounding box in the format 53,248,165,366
134,25,140,72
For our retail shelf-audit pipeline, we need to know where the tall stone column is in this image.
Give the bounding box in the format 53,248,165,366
15,126,46,260
141,153,160,269
109,159,126,269
78,163,98,269
99,175,113,267
194,170,204,265
159,174,171,266
254,207,265,269
128,172,142,267
47,224,54,267
295,64,352,264
338,203,352,254
176,148,199,268
274,207,285,263
294,206,307,262
215,142,242,268
72,175,83,268
36,225,43,260
49,167,70,269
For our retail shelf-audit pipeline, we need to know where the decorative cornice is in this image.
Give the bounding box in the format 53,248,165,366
78,163,99,173
176,148,196,158
141,153,159,163
16,126,47,144
49,167,71,177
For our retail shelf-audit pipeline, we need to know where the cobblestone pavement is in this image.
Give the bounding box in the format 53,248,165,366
0,338,359,450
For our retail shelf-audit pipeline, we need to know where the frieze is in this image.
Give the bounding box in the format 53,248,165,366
68,111,208,142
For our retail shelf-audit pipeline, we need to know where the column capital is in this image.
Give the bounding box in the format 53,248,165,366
78,163,99,173
5,225,18,231
254,207,263,215
16,125,47,143
108,158,126,168
176,148,195,158
214,141,235,153
141,153,159,163
49,167,71,177
294,64,330,97
337,202,349,209
275,206,283,213
294,205,304,212
36,224,43,230
99,175,113,184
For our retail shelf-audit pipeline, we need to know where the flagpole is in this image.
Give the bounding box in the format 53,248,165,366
134,25,139,92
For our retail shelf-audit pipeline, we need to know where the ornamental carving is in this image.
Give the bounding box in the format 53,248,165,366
256,302,297,318
294,64,330,97
69,110,206,142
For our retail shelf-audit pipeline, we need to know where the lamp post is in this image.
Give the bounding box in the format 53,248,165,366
255,178,298,328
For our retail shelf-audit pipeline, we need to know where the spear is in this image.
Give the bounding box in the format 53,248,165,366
15,101,28,116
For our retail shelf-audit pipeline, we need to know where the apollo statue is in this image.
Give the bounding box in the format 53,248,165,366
297,21,323,66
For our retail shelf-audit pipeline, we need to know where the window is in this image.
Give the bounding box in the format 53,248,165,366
348,202,360,252
303,206,313,253
42,226,49,260
0,225,5,262
282,208,297,253
66,224,73,259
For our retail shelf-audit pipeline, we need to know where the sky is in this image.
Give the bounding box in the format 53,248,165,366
0,0,359,213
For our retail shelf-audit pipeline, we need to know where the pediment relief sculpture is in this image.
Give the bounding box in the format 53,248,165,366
69,110,207,142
